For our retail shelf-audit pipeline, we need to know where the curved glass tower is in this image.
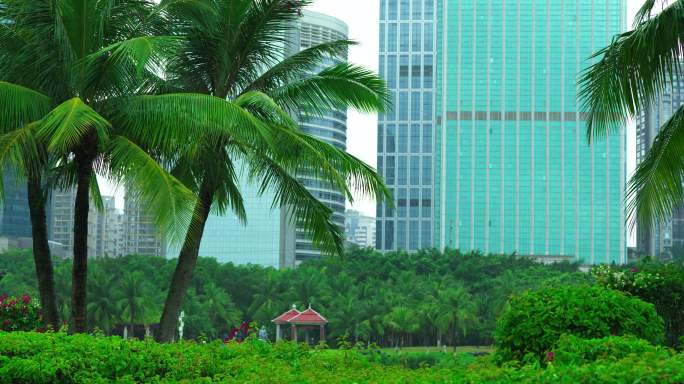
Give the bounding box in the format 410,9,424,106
287,11,349,263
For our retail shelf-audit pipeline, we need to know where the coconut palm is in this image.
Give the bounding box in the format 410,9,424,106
87,269,119,334
0,0,203,332
141,0,390,342
579,0,684,229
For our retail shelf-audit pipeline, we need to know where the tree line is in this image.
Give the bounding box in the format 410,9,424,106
0,0,388,342
0,247,591,347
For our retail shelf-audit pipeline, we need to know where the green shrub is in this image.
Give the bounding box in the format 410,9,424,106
494,285,664,364
0,295,44,332
592,261,684,347
552,335,672,366
5,332,684,383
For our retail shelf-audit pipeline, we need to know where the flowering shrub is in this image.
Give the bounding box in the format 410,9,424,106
592,261,684,347
494,285,664,364
0,294,45,332
3,332,684,383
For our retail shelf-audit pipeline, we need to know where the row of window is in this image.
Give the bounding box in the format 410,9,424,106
379,155,433,186
381,22,435,53
380,55,434,90
379,123,433,153
381,0,435,22
377,219,433,251
377,187,433,219
381,91,434,121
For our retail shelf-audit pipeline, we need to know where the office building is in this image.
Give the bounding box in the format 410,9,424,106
377,0,627,264
636,74,684,260
124,190,165,257
345,210,376,248
0,170,32,239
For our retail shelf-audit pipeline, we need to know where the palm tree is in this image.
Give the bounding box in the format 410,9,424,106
149,0,391,342
579,0,684,228
116,272,153,325
87,269,119,334
0,0,202,332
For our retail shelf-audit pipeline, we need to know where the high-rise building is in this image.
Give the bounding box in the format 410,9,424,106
377,0,627,264
124,190,165,257
175,10,349,268
50,188,119,258
345,210,376,248
0,170,32,239
286,10,349,263
636,74,684,260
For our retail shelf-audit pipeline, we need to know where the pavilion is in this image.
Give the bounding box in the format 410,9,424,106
272,305,328,342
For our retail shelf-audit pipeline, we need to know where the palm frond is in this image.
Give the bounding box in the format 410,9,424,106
270,63,390,117
246,39,356,93
0,123,41,198
243,148,344,256
105,135,197,246
90,175,104,213
579,0,684,141
37,98,111,154
628,104,684,230
0,81,51,132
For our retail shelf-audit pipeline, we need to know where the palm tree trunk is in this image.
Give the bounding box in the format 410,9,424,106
71,156,93,333
27,176,60,331
157,181,213,342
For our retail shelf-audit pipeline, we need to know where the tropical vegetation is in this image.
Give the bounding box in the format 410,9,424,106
0,0,389,341
0,248,593,345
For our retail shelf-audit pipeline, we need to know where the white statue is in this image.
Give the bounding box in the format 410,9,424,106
178,311,185,341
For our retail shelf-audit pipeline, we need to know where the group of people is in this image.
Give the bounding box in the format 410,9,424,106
224,321,269,343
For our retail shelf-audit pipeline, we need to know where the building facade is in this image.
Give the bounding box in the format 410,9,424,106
124,190,165,257
0,170,33,239
50,188,122,258
377,0,627,264
345,210,376,248
286,10,349,263
636,74,684,260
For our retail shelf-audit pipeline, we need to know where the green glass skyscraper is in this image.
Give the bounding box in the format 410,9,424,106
378,0,627,264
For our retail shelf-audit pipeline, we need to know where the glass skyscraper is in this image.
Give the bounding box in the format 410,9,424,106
636,73,684,260
0,170,32,239
378,0,627,264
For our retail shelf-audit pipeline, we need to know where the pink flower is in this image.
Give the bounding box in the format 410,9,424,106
8,300,16,307
546,351,555,362
21,294,30,304
630,268,638,273
0,294,7,303
2,319,10,326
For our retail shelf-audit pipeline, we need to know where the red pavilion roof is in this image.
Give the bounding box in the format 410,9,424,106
271,308,301,324
288,307,328,325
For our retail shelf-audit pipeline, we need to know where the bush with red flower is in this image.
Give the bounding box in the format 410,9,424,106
0,294,45,332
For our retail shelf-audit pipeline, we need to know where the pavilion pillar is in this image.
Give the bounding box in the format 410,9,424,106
276,324,281,341
291,324,297,341
320,325,325,342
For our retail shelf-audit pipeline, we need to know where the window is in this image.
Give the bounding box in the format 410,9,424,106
398,156,407,185
422,91,432,120
422,123,432,152
410,156,420,185
411,24,421,51
386,124,396,153
412,0,422,19
423,155,432,185
388,23,398,52
410,123,421,152
398,188,407,216
399,91,409,120
423,55,433,87
386,156,395,184
398,124,408,152
379,24,386,52
422,188,432,217
399,55,409,89
387,56,397,88
397,220,407,249
384,221,394,250
409,220,419,249
400,23,409,52
377,123,384,152
424,0,433,19
388,1,398,20
400,0,409,20
412,54,421,88
424,23,433,51
411,91,421,120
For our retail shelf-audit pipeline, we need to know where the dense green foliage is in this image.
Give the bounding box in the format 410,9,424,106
494,285,664,364
551,335,673,366
0,248,591,345
0,295,44,332
592,260,684,347
3,332,684,383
